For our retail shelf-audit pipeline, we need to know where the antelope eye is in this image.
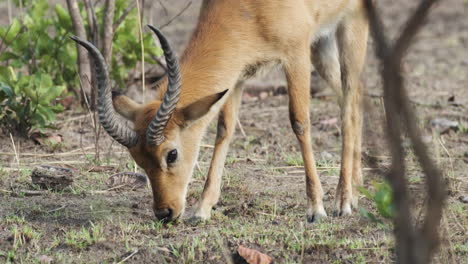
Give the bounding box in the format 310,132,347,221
166,149,178,164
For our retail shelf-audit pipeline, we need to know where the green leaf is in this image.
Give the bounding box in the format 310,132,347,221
23,14,34,28
0,52,19,61
359,208,383,224
31,0,49,18
40,85,65,104
358,186,373,200
0,82,14,97
36,104,55,122
12,33,30,54
16,74,30,91
22,84,38,102
10,59,24,69
0,66,17,85
54,4,72,30
1,18,21,43
37,35,53,56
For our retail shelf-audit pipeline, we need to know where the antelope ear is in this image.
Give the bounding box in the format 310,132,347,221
112,91,141,121
180,89,228,126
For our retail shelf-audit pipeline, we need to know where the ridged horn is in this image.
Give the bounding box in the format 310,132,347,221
146,25,182,146
70,36,139,148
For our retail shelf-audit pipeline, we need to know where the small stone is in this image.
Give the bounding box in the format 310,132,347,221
259,91,269,100
430,118,459,129
320,151,334,160
31,166,73,190
458,196,468,204
37,255,53,264
422,135,432,144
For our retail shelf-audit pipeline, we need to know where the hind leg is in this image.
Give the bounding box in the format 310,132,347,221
334,9,368,216
311,32,365,218
311,34,343,105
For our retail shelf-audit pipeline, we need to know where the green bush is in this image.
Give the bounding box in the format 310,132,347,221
0,0,74,135
0,0,161,135
0,66,65,135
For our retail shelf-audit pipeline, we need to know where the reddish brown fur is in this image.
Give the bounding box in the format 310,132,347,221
113,0,368,222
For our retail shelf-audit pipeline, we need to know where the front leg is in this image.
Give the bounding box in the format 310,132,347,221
191,86,243,222
285,48,327,223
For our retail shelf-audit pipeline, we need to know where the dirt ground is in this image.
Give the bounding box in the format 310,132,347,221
1,0,467,263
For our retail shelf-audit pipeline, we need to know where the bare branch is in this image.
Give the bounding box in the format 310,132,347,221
159,0,192,29
150,54,168,72
364,0,445,263
102,0,115,64
66,0,92,104
83,0,99,46
113,2,137,32
393,0,439,60
94,0,103,8
157,0,168,16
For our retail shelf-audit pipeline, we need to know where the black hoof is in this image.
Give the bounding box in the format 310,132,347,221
306,212,326,223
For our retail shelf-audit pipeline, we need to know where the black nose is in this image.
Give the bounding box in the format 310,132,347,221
154,208,172,221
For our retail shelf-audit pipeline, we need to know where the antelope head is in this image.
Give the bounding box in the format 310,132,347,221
71,26,227,221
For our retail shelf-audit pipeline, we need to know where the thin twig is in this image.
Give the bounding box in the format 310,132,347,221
150,54,168,72
159,1,192,29
113,2,137,31
135,0,146,103
236,118,246,137
7,0,12,24
9,133,20,169
156,0,168,16
83,0,95,44
117,249,139,264
102,0,115,63
441,213,457,264
46,205,67,214
55,114,89,124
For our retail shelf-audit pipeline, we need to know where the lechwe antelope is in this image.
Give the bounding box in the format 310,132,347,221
71,0,368,223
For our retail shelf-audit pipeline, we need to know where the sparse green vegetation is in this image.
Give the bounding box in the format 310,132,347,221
284,153,304,166
359,181,395,227
63,223,104,250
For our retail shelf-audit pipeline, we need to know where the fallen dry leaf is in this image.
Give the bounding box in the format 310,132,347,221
238,245,272,264
37,255,53,263
31,132,63,146
59,95,75,109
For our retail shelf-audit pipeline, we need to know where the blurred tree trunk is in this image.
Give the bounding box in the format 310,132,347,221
102,0,115,64
365,0,445,263
66,0,93,108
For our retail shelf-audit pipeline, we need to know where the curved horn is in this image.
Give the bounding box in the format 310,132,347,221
146,25,182,146
70,36,139,148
